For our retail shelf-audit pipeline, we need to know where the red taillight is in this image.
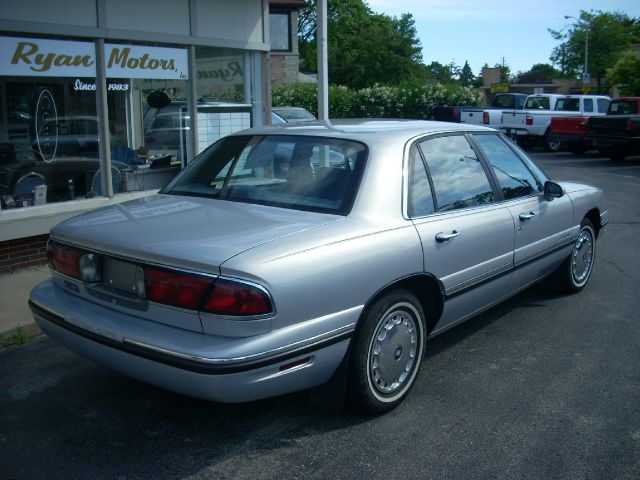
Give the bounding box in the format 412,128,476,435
145,267,212,310
526,115,533,126
627,119,637,132
483,111,490,124
49,242,82,278
203,278,272,316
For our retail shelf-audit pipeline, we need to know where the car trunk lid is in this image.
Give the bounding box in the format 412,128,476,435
51,194,340,274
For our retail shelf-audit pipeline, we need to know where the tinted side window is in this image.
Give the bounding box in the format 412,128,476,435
408,147,434,217
597,98,610,113
419,135,494,212
584,98,594,113
473,134,541,200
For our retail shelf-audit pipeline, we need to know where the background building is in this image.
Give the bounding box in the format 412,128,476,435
0,0,300,273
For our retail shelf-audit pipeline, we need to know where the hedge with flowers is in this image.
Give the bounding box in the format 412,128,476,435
272,82,481,119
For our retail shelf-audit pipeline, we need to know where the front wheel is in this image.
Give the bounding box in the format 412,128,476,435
553,219,597,292
347,290,426,414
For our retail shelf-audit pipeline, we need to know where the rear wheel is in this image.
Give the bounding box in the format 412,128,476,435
347,290,426,414
544,130,561,152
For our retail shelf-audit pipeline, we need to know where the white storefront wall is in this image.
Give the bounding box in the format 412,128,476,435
0,0,270,242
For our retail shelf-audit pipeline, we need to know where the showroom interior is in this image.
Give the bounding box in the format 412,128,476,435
0,0,305,274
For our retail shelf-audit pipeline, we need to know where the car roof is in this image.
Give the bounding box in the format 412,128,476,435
232,119,494,143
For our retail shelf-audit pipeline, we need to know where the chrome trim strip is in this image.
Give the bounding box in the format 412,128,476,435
122,321,356,366
513,238,574,269
445,262,513,297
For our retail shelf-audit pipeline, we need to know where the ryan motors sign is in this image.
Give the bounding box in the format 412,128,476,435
0,36,188,79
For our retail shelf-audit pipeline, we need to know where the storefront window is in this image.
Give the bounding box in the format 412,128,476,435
0,36,190,208
0,36,259,210
0,76,104,207
191,46,252,155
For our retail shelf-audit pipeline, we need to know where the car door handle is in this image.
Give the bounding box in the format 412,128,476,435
519,211,536,221
435,230,460,242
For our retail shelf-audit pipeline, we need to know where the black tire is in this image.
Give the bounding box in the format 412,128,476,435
347,289,426,414
552,219,597,293
544,130,561,152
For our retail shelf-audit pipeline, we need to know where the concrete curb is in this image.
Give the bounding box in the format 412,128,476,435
0,265,49,344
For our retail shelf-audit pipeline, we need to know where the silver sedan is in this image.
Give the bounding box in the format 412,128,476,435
29,120,607,414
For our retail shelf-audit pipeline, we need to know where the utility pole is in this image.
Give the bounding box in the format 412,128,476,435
317,0,328,121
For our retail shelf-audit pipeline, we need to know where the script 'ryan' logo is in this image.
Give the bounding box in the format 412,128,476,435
11,41,94,72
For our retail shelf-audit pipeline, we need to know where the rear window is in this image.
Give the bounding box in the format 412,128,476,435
273,108,316,122
555,98,580,112
609,101,637,115
524,96,551,110
162,135,367,215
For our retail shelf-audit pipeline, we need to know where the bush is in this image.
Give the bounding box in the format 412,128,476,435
272,82,481,119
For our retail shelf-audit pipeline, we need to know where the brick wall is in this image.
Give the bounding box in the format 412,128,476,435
0,234,49,275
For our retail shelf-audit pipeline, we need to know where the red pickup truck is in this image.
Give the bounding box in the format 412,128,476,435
549,116,592,154
586,97,640,160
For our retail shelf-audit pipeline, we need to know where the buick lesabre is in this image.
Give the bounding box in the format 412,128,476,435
29,120,607,413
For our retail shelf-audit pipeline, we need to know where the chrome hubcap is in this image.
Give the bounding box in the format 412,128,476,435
572,227,594,284
369,309,418,395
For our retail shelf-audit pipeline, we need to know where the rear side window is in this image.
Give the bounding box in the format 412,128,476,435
609,101,637,115
408,147,435,217
472,134,541,200
418,135,494,212
556,98,580,112
583,99,594,113
597,98,610,113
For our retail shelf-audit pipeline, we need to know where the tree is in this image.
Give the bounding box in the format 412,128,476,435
459,61,475,87
424,61,455,83
297,0,425,88
549,10,640,92
515,63,564,84
496,63,512,83
607,49,640,96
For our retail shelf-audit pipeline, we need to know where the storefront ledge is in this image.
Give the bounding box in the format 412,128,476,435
0,190,158,242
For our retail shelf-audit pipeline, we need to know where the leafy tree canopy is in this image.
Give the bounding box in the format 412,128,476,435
459,61,475,87
514,63,565,84
607,50,640,96
549,10,640,91
298,0,424,89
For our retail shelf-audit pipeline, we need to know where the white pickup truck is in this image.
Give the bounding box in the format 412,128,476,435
500,94,610,150
460,93,528,129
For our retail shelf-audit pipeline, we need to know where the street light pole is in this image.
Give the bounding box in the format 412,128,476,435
584,29,589,80
564,14,590,90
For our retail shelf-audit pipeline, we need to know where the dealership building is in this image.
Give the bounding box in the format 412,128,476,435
0,0,304,274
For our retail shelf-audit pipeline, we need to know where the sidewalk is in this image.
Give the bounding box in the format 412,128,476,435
0,265,50,346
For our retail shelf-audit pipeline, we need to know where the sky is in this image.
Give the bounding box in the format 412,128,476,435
365,0,640,75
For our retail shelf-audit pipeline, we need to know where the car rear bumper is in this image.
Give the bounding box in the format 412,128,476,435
30,279,356,403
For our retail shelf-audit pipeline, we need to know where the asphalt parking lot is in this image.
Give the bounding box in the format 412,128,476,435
1,150,639,480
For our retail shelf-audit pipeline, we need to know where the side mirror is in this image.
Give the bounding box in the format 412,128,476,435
544,180,564,200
